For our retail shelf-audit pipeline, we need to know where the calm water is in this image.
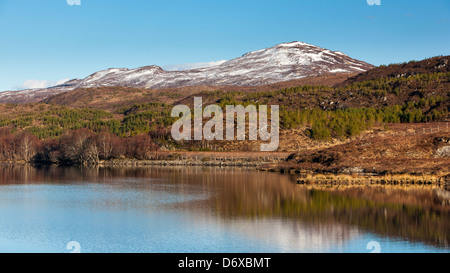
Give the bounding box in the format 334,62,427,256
0,165,448,253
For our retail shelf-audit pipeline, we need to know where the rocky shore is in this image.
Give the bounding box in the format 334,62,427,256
99,156,285,168
100,159,265,167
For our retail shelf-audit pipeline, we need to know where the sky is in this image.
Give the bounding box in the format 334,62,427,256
0,0,449,91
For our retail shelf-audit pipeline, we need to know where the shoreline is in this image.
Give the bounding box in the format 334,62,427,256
99,159,449,191
2,154,449,191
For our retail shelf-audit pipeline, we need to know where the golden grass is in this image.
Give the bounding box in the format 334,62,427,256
297,173,447,187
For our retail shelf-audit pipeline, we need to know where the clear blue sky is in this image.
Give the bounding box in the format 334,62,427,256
0,0,449,91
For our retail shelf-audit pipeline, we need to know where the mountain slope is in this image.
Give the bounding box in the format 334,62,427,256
0,41,373,104
339,55,450,86
71,41,374,89
43,74,355,111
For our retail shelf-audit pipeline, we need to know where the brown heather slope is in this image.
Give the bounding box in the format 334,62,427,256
339,55,450,86
42,73,355,111
270,122,450,175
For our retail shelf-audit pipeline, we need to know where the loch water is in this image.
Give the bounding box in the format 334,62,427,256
0,165,448,253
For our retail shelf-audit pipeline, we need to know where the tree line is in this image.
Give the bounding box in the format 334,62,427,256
0,128,159,166
282,103,448,140
0,102,176,139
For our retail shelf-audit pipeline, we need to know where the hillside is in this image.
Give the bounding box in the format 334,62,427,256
274,122,450,175
340,55,450,86
0,41,373,104
42,73,355,111
0,56,448,141
0,55,448,173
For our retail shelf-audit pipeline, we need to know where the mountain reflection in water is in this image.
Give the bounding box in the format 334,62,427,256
0,165,448,252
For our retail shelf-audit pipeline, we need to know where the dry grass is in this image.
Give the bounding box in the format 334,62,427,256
272,122,450,175
297,173,445,186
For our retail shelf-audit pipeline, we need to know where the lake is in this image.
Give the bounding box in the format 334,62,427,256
0,165,448,253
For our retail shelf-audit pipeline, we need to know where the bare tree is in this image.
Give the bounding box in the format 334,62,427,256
96,131,115,160
61,129,99,166
17,133,37,163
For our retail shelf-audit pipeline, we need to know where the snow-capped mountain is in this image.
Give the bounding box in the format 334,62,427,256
0,41,373,103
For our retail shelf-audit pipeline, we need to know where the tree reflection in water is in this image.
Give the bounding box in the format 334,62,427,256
0,164,448,249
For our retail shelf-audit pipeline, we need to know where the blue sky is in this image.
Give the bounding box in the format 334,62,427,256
0,0,449,91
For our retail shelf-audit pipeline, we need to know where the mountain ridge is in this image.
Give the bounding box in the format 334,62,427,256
0,41,374,104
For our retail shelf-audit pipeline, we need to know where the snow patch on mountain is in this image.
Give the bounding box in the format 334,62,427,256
0,41,374,103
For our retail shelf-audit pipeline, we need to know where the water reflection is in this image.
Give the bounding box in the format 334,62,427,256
0,164,448,252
